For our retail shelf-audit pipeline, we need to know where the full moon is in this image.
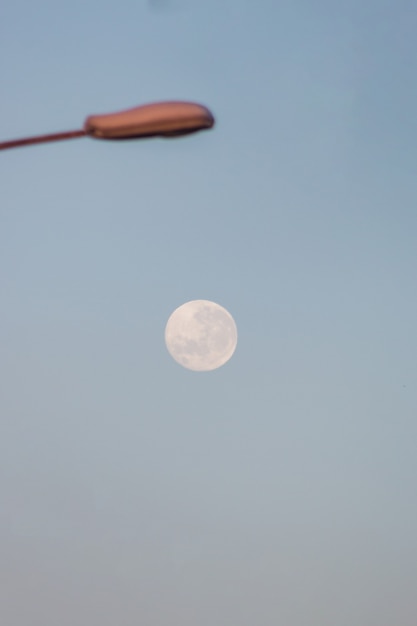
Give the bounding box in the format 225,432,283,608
165,300,238,371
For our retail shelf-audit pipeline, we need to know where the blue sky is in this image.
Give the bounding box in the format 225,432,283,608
1,1,417,624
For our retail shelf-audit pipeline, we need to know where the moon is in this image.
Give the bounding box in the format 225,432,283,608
165,300,238,371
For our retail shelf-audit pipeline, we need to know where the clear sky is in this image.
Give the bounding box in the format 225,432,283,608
1,1,417,624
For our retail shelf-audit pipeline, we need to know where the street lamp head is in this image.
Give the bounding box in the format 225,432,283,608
84,101,215,140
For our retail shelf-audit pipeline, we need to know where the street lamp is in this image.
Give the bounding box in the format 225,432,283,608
0,101,215,151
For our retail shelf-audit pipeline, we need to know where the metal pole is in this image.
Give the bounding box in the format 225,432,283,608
0,129,86,151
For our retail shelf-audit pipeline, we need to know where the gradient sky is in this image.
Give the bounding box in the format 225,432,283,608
1,1,417,625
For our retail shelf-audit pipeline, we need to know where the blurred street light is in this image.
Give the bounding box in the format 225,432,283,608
0,101,215,151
